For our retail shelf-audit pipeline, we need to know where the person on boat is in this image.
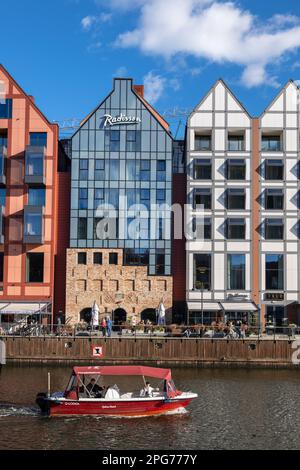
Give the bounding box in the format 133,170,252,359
86,378,105,398
141,382,157,397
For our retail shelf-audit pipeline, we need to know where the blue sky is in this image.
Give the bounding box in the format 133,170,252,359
2,0,300,137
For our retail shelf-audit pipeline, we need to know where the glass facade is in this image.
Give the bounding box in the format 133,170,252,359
70,78,172,275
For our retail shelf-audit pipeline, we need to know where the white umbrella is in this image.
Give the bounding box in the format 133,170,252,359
158,303,166,326
91,301,100,327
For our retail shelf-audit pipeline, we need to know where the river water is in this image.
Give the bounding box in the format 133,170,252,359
0,365,299,450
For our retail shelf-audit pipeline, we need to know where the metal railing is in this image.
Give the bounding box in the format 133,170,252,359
0,323,299,339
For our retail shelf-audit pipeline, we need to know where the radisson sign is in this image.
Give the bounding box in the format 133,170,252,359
101,113,141,128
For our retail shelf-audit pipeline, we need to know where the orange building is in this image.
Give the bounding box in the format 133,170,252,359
0,65,70,327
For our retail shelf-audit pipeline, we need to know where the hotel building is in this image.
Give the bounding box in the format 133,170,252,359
0,65,69,324
186,79,300,328
65,78,173,324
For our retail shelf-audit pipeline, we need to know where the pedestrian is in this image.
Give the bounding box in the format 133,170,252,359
106,316,112,337
101,317,107,337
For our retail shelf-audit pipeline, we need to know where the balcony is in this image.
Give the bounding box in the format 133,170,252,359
23,205,44,244
0,206,5,244
25,146,45,185
0,146,7,185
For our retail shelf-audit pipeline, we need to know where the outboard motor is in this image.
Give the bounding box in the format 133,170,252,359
36,393,50,414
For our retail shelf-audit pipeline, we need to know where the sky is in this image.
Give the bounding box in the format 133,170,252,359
2,0,300,137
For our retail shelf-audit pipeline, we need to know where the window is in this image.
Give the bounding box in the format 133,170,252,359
0,132,7,148
79,188,88,209
109,253,118,265
227,218,246,239
0,188,6,206
126,130,141,151
194,159,212,180
126,189,136,208
266,254,284,290
25,150,44,176
124,248,149,266
194,134,211,151
193,189,212,209
26,253,44,283
0,252,4,282
140,160,150,181
94,189,104,210
141,189,150,210
95,160,105,180
261,134,282,152
227,159,246,180
29,132,47,148
155,250,165,275
105,130,120,152
192,217,212,240
78,218,87,239
193,254,211,290
228,254,245,290
157,160,166,181
28,188,45,206
24,212,42,236
93,252,103,265
108,188,119,209
156,189,165,204
109,160,119,181
228,133,245,151
227,189,245,210
265,219,284,240
265,159,283,180
265,189,284,210
126,161,137,180
0,99,12,119
78,252,87,265
79,160,88,180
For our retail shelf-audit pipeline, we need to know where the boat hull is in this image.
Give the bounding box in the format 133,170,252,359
43,396,195,417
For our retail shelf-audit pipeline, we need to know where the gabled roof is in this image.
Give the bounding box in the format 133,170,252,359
190,78,251,119
0,63,58,131
73,77,172,139
259,79,300,118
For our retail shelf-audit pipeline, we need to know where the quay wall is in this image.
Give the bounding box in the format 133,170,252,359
1,337,300,368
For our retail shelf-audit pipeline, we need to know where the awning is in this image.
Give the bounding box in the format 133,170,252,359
73,366,172,381
187,302,222,311
0,302,51,315
221,302,258,312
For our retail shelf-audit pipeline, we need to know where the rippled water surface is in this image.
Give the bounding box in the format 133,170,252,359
0,365,300,450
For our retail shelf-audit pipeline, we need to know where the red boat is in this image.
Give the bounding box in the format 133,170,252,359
36,365,197,417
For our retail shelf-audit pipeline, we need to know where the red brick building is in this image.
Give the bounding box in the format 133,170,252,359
0,64,70,326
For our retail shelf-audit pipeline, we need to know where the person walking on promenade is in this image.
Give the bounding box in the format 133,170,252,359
101,317,107,337
106,317,112,337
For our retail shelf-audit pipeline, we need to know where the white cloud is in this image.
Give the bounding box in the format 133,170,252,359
99,12,112,22
112,0,300,87
87,41,102,53
81,12,112,31
81,15,96,31
143,72,166,104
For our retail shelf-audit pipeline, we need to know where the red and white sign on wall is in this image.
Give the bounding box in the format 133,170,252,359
92,346,104,357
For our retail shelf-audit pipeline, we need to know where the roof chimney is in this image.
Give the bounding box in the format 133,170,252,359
133,85,144,98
